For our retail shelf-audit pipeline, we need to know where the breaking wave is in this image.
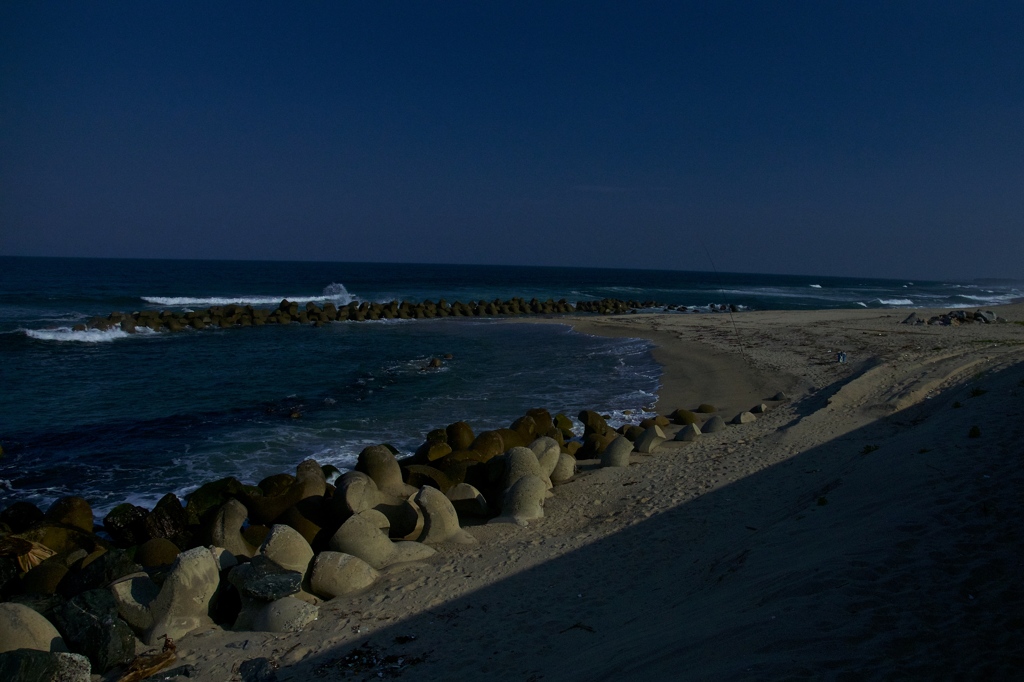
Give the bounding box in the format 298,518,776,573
142,282,356,308
24,326,132,343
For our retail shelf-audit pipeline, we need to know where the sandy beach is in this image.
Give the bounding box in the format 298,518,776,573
139,304,1024,681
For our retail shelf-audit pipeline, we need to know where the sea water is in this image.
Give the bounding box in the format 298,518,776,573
0,257,1019,514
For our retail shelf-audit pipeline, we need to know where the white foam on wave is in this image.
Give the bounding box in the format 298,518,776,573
24,326,132,343
953,293,1021,305
142,282,356,308
874,298,914,306
23,324,159,343
809,284,822,288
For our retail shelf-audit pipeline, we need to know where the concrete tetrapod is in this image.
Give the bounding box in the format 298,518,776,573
260,524,315,577
674,423,702,442
601,436,633,468
529,437,562,478
209,499,258,559
702,415,727,433
489,474,547,526
250,596,318,633
293,459,328,499
328,510,435,570
334,472,424,539
356,445,418,498
634,425,667,454
310,552,380,599
414,486,476,545
549,453,577,483
446,483,489,517
731,411,756,425
109,572,159,632
0,602,68,654
504,447,549,490
145,546,220,646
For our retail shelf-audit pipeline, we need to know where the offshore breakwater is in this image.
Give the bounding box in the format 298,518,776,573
72,296,735,334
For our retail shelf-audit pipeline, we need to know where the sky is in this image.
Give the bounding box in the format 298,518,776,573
1,2,1022,280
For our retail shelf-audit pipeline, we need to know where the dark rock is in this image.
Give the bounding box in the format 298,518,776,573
621,425,645,442
242,525,271,548
0,649,91,682
416,441,451,462
147,664,198,680
277,505,323,548
0,501,45,534
577,410,609,437
50,589,135,673
670,408,700,425
185,477,246,527
578,431,617,458
639,415,670,429
144,494,190,548
424,429,447,446
57,549,142,598
21,561,69,595
495,428,526,450
239,657,279,682
445,422,475,451
258,474,295,498
525,408,555,436
15,524,106,557
469,431,505,461
228,555,302,602
136,538,180,569
321,465,341,484
244,476,287,513
102,503,150,547
44,498,93,534
510,415,537,440
696,404,717,414
6,593,66,622
403,465,454,493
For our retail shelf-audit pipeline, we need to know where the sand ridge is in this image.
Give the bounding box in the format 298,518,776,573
165,304,1024,681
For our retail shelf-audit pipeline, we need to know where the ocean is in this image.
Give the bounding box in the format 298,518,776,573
0,257,1019,515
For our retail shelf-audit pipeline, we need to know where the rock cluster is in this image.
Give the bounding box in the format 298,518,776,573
0,395,786,675
900,309,1007,326
74,296,679,334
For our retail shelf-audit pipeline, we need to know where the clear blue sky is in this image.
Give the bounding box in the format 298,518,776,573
2,2,1022,280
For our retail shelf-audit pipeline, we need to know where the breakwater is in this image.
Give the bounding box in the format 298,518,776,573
0,399,758,675
70,297,733,334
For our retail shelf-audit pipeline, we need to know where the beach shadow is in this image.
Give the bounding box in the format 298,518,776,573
253,362,1024,681
776,358,881,429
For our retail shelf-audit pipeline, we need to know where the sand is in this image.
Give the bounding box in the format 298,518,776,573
164,305,1024,681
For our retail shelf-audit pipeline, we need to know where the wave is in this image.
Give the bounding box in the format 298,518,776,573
809,284,822,288
142,282,356,308
953,293,1022,304
24,326,133,343
873,298,914,306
